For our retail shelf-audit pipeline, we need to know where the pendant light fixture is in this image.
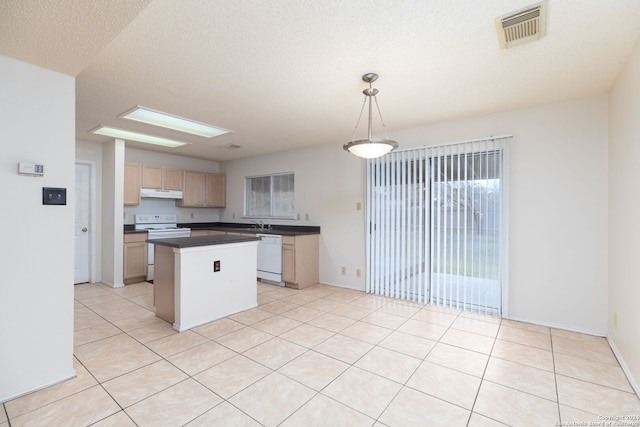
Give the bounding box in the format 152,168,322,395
343,73,398,158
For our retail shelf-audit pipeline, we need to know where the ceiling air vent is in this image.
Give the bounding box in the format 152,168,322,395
496,1,547,49
220,143,241,150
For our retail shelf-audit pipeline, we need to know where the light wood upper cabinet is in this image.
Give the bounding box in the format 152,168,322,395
142,165,183,191
205,173,226,207
177,171,226,208
124,163,141,205
164,168,183,190
180,170,206,207
141,165,162,189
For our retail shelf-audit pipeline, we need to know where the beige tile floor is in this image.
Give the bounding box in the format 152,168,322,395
3,281,640,427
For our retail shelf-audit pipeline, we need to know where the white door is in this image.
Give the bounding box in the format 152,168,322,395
74,163,91,284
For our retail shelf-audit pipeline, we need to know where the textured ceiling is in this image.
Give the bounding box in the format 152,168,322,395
2,0,640,161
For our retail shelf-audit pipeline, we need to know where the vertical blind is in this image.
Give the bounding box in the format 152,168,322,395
366,137,508,315
245,172,295,218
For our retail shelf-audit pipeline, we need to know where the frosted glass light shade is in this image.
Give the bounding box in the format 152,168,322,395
343,139,398,159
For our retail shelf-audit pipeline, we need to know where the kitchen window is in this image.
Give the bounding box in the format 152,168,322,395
245,172,295,219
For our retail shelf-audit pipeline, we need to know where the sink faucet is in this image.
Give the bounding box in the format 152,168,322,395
251,220,265,230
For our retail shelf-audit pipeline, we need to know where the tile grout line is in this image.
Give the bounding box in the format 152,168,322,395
17,282,635,425
107,282,497,422
464,314,501,426
550,330,563,425
81,283,271,425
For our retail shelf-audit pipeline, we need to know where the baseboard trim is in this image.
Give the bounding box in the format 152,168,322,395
1,368,76,404
100,280,124,289
317,281,364,292
607,337,640,398
505,315,606,337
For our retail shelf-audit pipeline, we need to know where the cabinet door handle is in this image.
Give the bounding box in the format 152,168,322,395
82,227,88,232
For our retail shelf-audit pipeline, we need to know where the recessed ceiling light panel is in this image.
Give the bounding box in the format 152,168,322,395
90,125,189,148
120,106,231,138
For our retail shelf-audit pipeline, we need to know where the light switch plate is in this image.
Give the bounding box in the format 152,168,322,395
43,187,66,205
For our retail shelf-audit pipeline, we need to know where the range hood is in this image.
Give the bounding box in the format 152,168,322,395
140,188,183,199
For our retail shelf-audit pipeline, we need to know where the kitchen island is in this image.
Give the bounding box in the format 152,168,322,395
150,234,261,332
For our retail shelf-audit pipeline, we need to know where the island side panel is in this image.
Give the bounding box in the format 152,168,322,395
173,241,259,332
154,244,176,324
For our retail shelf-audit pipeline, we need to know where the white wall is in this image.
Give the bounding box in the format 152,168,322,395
223,94,609,335
124,148,223,224
222,143,366,289
395,95,609,335
608,37,640,394
0,56,75,401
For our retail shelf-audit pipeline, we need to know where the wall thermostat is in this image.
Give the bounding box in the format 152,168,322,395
19,162,44,176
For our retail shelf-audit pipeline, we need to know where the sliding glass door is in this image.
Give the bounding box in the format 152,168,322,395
367,150,429,302
366,138,508,315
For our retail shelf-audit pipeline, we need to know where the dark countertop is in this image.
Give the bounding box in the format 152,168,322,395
124,224,146,234
125,222,320,236
180,222,320,236
149,234,260,248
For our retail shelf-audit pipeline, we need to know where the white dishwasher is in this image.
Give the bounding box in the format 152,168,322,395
256,234,284,286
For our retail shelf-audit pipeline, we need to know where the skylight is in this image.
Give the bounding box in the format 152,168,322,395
90,126,189,148
120,106,230,138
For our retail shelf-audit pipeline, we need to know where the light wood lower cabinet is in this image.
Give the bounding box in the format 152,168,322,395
124,233,147,284
185,230,319,289
282,244,295,283
282,234,319,289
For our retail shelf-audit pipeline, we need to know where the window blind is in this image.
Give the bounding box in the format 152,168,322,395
366,137,508,315
245,172,295,218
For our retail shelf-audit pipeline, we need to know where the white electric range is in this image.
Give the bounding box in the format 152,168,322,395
134,214,191,281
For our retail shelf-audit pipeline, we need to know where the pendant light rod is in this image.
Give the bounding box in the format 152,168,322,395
363,73,378,142
367,84,373,141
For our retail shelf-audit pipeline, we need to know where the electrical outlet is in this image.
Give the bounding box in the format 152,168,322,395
305,213,309,221
296,213,300,220
356,202,362,211
190,212,194,219
356,269,361,278
613,312,618,328
232,212,236,219
341,266,346,275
